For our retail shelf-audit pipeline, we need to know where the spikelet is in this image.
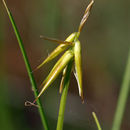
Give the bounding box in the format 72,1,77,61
33,50,74,103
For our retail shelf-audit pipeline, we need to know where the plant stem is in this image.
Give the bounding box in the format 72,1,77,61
2,0,49,129
56,61,73,130
92,112,102,130
112,49,130,130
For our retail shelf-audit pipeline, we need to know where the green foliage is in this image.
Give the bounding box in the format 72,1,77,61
112,50,130,130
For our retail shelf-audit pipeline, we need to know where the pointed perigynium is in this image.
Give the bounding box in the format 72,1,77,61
74,40,83,100
33,50,74,103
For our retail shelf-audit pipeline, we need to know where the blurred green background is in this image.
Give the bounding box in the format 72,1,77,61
0,0,129,129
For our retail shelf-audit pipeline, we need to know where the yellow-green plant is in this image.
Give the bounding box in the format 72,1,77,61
33,0,94,104
3,0,95,129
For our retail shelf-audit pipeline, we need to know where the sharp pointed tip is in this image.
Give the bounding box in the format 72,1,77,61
2,0,5,5
59,89,62,94
80,94,84,103
81,97,84,104
92,0,94,3
32,62,45,73
89,0,95,7
59,84,63,94
40,35,45,39
78,0,94,33
40,35,42,38
82,100,84,104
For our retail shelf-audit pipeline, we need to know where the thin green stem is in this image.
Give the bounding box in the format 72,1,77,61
92,112,102,130
112,49,130,130
56,61,73,130
2,0,49,129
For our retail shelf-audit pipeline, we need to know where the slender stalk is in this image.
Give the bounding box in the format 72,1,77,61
2,0,49,129
56,61,73,130
112,49,130,130
92,112,102,130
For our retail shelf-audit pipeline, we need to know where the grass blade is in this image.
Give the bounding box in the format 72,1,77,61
2,0,49,129
112,50,130,130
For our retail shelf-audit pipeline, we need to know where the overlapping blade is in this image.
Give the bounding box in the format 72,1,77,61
33,50,74,103
33,32,77,71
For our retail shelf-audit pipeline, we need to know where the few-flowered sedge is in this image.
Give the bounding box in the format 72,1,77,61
33,0,94,104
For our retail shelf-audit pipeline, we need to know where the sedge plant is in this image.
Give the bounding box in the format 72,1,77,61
3,0,96,129
31,1,94,129
3,0,130,130
32,0,94,104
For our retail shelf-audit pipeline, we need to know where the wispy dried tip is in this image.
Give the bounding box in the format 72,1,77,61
78,0,94,32
25,101,39,108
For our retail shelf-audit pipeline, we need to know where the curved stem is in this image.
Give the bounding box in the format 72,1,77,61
112,49,130,130
2,0,49,129
56,61,73,130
